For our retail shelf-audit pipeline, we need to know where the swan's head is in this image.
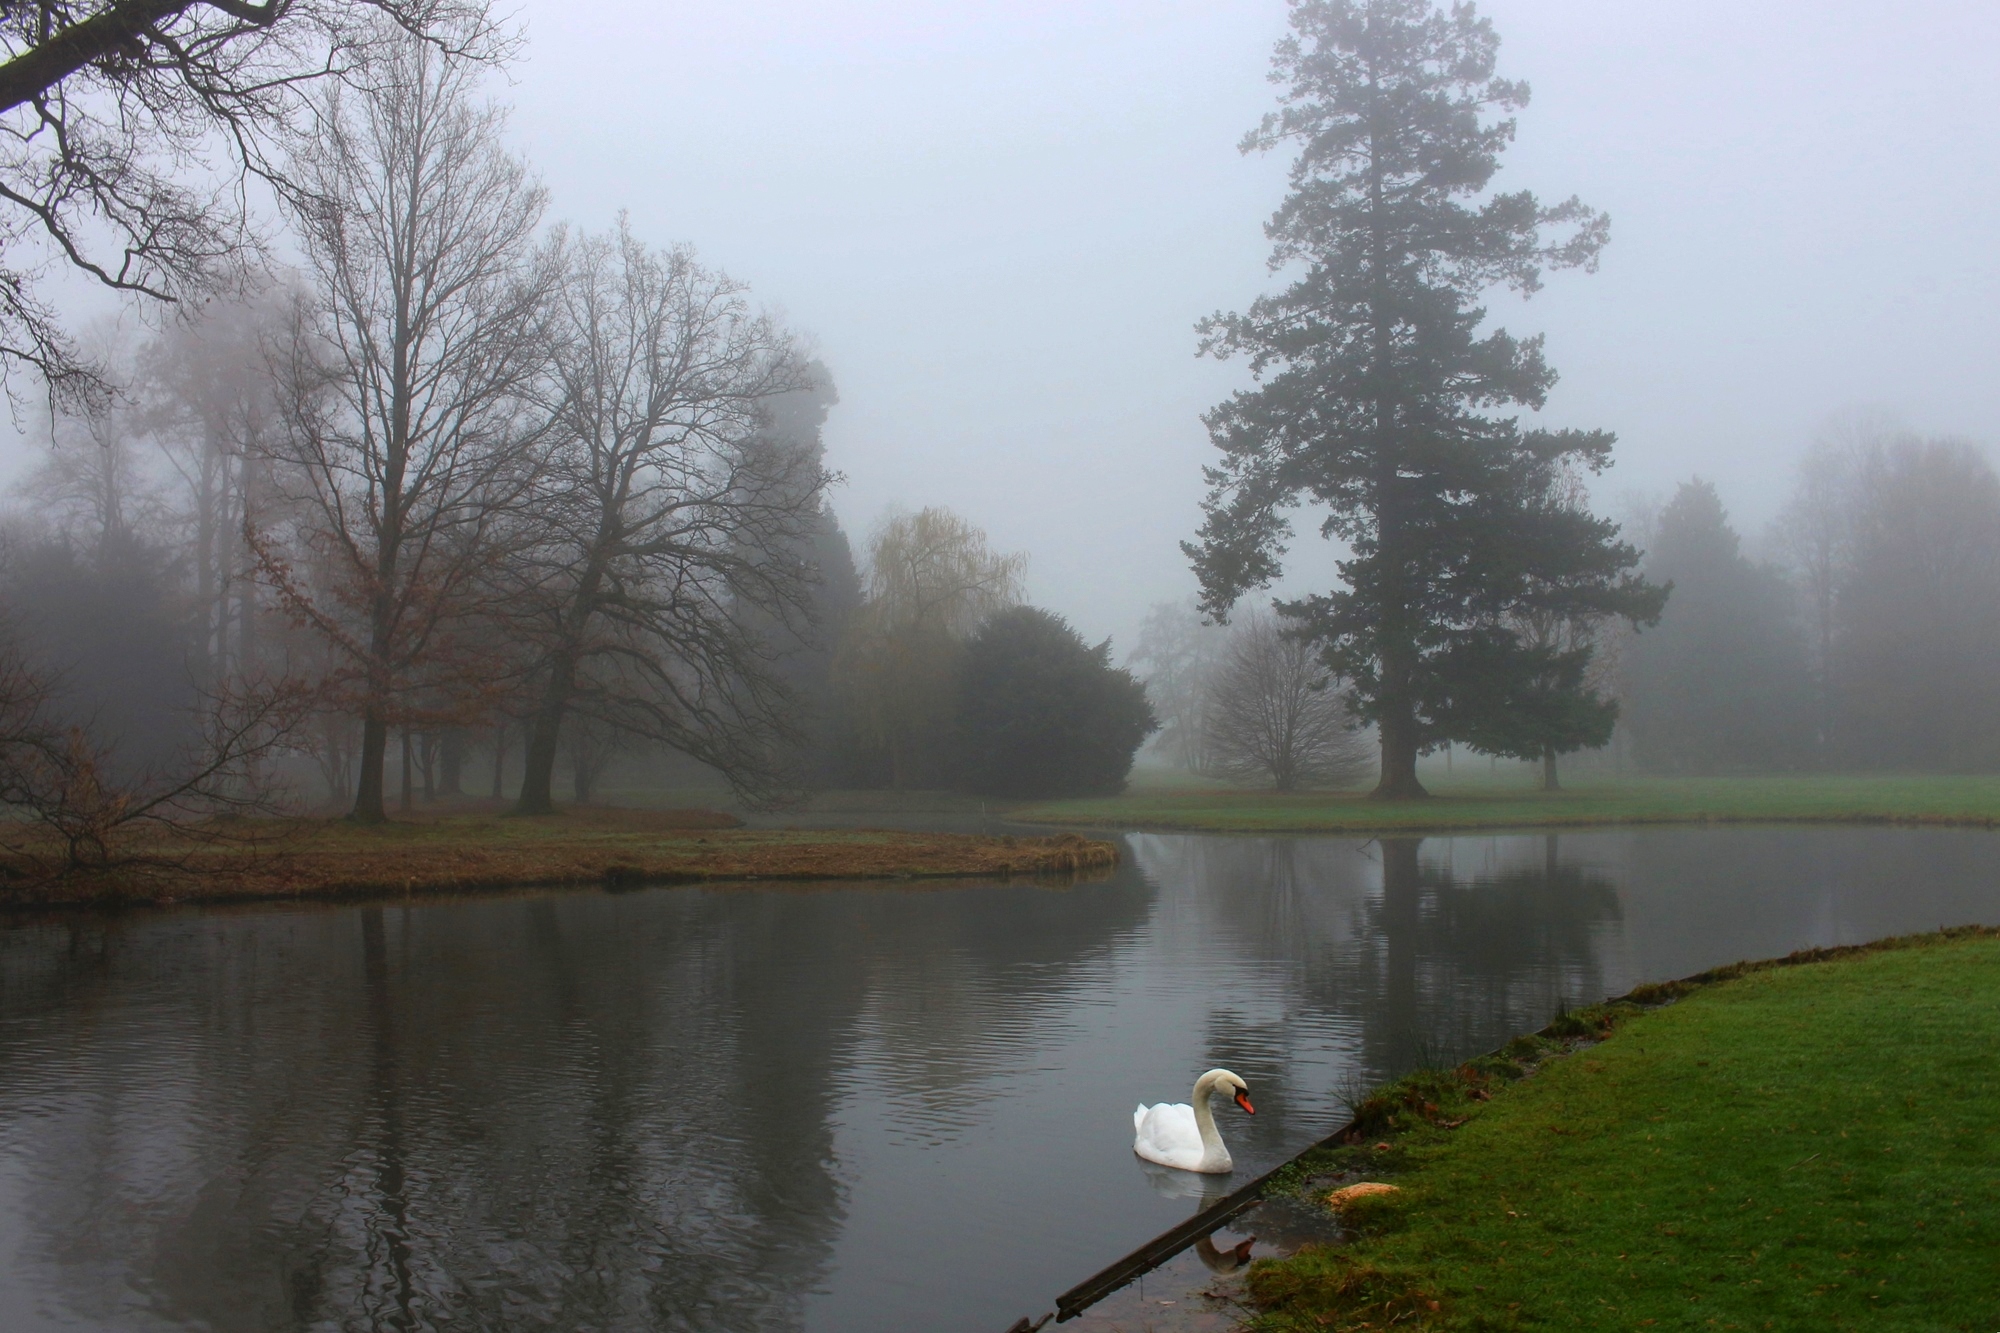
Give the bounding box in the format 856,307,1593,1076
1199,1068,1255,1115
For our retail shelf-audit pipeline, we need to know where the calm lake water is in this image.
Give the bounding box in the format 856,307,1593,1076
1,826,1997,1332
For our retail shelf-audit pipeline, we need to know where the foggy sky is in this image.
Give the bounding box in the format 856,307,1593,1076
501,1,2000,651
28,2,2000,655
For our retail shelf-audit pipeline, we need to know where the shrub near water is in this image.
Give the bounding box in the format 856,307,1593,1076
1248,932,2000,1332
953,606,1157,798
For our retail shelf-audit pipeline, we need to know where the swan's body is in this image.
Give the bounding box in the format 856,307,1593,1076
1132,1068,1254,1174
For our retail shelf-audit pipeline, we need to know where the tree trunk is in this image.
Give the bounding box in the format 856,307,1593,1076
399,729,414,814
352,541,399,823
515,654,577,816
1541,748,1560,791
516,706,564,815
439,728,465,797
1362,143,1426,805
1370,694,1429,800
1379,838,1422,1059
490,723,507,800
351,711,390,824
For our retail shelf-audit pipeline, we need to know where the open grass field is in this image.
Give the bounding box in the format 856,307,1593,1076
1245,929,2000,1331
0,806,1117,907
1013,773,2000,835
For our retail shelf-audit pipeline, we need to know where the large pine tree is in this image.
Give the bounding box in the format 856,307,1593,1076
1187,0,1662,798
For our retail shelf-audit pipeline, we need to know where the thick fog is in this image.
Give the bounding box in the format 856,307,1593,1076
484,0,2000,650
0,0,1994,813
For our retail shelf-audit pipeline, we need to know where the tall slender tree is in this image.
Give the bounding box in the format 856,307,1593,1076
1187,0,1660,798
255,31,548,823
1773,408,1898,753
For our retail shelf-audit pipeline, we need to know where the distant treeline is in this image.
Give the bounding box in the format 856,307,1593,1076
1622,419,2000,773
3,347,1155,814
1131,414,2000,782
0,30,1156,833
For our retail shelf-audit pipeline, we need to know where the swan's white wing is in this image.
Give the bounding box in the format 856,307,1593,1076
1133,1101,1203,1170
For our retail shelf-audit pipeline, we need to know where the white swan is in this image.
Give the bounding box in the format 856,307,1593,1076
1133,1068,1254,1174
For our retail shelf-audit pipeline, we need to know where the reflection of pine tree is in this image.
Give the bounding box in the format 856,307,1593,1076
1355,837,1622,1079
1126,833,1622,1092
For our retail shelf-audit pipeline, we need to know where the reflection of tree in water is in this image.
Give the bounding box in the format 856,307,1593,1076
1127,833,1622,1095
1354,837,1622,1079
0,875,1149,1333
1118,834,1379,1161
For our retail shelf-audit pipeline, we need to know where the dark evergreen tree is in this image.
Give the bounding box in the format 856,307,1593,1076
1185,0,1661,799
1623,480,1811,772
952,607,1156,798
1427,632,1616,789
735,365,872,785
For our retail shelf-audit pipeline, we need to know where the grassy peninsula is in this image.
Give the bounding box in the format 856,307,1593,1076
0,807,1118,907
1246,929,2000,1331
1014,773,2000,835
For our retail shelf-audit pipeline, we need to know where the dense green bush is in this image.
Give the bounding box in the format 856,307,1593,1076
952,607,1156,797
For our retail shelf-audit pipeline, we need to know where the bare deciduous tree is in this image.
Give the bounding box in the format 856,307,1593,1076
252,32,546,823
0,2,498,402
562,712,624,805
1838,437,2000,768
836,507,1024,789
0,633,309,879
0,1,501,405
1129,597,1227,772
1202,609,1372,792
506,221,819,814
141,293,291,693
1773,408,1899,749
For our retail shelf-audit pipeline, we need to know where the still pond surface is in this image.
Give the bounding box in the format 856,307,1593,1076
0,827,1996,1332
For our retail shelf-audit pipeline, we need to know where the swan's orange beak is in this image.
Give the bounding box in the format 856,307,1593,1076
1234,1089,1255,1115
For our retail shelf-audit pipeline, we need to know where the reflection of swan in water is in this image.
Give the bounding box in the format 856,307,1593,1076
1134,1156,1238,1202
1133,1069,1254,1173
1194,1233,1257,1273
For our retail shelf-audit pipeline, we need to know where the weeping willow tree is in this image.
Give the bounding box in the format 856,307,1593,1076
835,508,1024,788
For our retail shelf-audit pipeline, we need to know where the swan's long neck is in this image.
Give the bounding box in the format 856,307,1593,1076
1190,1072,1228,1165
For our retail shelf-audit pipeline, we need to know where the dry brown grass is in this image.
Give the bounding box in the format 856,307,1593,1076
0,806,1119,907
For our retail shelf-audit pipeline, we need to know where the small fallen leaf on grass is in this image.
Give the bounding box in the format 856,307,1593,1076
1327,1182,1401,1210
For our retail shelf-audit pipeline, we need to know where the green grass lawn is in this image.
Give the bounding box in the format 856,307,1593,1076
1013,774,2000,833
1246,931,2000,1331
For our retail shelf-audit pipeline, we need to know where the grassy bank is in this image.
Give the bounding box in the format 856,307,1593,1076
1014,774,2000,834
0,807,1118,907
1246,928,2000,1331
